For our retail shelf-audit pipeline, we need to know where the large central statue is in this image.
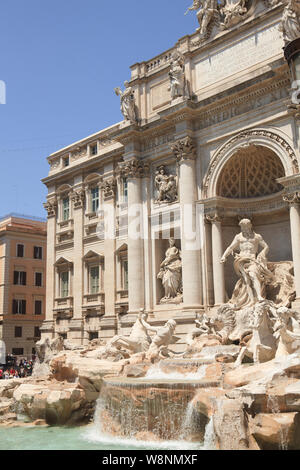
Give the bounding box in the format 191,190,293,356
221,219,273,308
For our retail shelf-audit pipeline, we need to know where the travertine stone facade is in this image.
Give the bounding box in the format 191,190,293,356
42,2,300,348
0,215,47,359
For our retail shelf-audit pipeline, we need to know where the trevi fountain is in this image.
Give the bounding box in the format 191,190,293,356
3,0,300,452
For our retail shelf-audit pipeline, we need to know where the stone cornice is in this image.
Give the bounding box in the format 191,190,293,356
200,191,287,217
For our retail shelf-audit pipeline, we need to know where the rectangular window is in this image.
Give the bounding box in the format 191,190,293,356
34,246,43,259
12,348,24,356
91,187,99,213
12,299,26,315
90,144,98,156
63,156,69,167
122,260,128,290
34,327,41,339
123,178,128,203
13,271,26,286
90,266,100,294
35,272,43,287
34,300,42,315
15,327,22,338
89,332,98,341
61,272,69,298
62,197,70,221
17,244,24,258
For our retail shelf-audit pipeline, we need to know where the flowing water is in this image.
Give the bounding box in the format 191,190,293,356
267,395,289,451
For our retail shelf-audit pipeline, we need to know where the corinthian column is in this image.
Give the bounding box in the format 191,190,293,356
284,192,300,301
118,158,149,314
171,137,202,307
206,213,226,305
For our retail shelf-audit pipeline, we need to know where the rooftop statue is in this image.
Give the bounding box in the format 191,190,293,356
280,0,300,45
185,0,218,38
219,0,249,29
221,219,273,309
168,51,190,100
157,238,183,303
114,81,137,124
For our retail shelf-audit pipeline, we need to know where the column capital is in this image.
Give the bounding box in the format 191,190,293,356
101,177,117,200
44,197,57,218
117,158,150,179
283,191,300,205
71,188,85,209
170,136,196,163
205,212,223,224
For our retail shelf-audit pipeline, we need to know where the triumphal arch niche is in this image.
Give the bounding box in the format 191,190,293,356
202,129,300,310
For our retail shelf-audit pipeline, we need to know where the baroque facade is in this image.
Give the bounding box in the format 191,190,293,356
42,1,300,348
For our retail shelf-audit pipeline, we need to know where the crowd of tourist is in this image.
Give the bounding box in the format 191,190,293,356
0,357,34,380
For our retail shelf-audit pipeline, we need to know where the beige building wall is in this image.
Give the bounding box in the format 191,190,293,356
0,216,47,359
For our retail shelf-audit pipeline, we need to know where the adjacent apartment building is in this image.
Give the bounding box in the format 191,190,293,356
0,214,47,359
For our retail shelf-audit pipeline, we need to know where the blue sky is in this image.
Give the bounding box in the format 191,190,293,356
0,1,196,218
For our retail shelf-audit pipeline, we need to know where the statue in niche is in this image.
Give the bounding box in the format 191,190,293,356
221,219,273,309
157,238,183,304
219,0,249,30
168,51,189,100
185,0,219,39
280,0,300,45
114,81,137,123
154,166,178,204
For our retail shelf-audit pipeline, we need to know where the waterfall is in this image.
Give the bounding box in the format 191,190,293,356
203,417,217,450
144,362,208,381
93,377,205,442
267,395,288,451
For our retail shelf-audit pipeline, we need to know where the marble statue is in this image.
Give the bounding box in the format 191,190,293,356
154,166,178,204
280,0,300,45
234,301,277,366
221,219,273,309
114,81,137,123
274,306,300,356
185,0,218,38
146,319,178,360
97,310,153,359
219,0,249,29
157,238,183,303
168,51,189,100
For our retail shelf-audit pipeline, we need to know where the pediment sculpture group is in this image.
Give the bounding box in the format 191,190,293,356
114,1,300,125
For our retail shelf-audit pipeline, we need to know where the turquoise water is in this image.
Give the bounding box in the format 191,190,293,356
0,425,203,451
